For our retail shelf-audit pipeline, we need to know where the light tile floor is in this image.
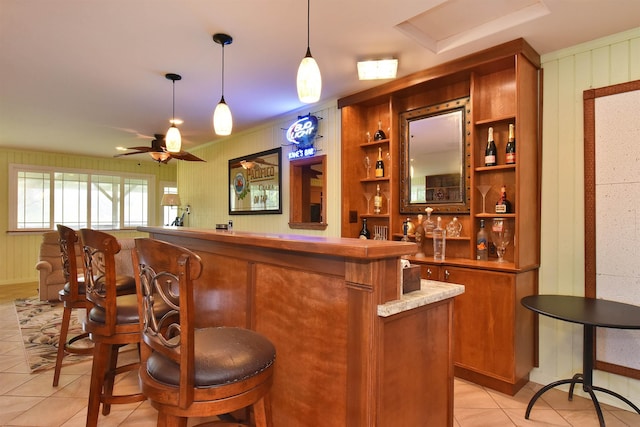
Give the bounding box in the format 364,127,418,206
2,283,640,426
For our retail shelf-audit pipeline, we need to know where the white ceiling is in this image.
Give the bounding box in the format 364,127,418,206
1,0,639,161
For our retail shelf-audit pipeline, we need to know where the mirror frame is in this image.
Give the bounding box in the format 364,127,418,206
288,154,327,230
399,96,471,214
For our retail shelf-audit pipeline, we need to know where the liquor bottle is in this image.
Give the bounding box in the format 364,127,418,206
495,185,512,214
432,217,446,261
414,214,425,258
400,220,409,241
373,120,386,141
505,124,516,164
423,206,436,236
484,127,497,166
358,218,371,239
375,147,385,178
476,219,488,260
373,184,382,214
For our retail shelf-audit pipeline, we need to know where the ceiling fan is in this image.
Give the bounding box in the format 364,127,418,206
114,134,205,163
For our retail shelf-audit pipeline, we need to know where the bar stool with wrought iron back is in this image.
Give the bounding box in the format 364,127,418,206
79,228,144,427
52,224,93,387
132,238,276,427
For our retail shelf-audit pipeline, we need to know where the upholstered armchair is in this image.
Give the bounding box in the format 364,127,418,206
35,230,136,301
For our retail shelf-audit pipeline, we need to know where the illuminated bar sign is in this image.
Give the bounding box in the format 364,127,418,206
287,114,318,159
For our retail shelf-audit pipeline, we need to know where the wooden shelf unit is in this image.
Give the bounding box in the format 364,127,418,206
338,38,542,395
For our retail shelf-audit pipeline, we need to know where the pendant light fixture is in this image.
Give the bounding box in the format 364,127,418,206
165,73,182,153
212,33,233,136
297,0,321,104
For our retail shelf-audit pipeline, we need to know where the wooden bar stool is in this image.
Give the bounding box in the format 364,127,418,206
52,224,92,387
79,229,145,427
132,238,276,427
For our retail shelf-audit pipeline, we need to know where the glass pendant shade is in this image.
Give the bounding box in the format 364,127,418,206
165,124,182,152
213,97,232,136
297,48,321,104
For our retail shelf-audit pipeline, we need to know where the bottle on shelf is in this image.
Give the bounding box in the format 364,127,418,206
414,214,425,258
495,185,513,214
375,147,385,178
506,123,516,164
400,220,409,242
484,127,497,166
373,184,382,214
373,120,387,141
446,217,462,237
423,206,436,236
432,217,446,261
359,218,371,239
476,219,488,261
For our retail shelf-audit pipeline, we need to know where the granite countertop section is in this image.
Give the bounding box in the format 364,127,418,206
377,279,465,317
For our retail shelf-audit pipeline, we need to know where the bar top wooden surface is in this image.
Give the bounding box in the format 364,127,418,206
138,226,417,260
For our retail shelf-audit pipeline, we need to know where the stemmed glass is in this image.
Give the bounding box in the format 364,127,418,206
363,192,373,214
476,184,492,213
364,156,371,179
491,219,512,263
383,191,391,214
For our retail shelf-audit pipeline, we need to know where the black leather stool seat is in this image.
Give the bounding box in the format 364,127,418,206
63,274,135,296
88,293,141,325
147,327,276,388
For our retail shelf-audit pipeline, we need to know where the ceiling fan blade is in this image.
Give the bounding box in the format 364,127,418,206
169,151,205,162
114,150,147,157
123,146,154,152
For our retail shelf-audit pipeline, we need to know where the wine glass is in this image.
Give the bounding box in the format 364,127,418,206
363,192,373,214
476,184,492,213
383,191,391,214
364,156,371,179
490,219,512,263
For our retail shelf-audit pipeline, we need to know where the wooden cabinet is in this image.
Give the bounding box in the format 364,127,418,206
421,263,536,395
338,38,541,394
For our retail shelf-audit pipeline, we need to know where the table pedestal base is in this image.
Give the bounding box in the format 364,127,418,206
525,373,640,427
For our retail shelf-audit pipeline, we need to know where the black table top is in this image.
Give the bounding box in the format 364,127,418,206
521,295,640,329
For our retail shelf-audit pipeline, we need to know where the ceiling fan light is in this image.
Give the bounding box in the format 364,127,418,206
297,49,321,104
149,151,171,162
214,97,233,136
165,124,182,152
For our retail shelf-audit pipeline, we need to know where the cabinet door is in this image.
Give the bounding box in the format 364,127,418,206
447,267,517,380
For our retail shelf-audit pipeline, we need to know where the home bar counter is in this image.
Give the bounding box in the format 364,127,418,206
138,226,464,426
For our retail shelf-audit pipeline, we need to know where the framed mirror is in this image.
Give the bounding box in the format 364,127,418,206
399,97,471,214
289,155,327,230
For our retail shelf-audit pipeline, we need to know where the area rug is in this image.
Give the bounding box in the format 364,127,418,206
14,297,92,372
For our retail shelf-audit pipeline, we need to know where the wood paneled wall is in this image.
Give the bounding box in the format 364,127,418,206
537,26,640,408
0,148,176,285
177,100,341,236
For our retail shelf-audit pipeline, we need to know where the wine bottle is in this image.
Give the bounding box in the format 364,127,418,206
505,124,516,164
373,120,386,141
400,220,409,241
358,218,371,239
432,216,446,261
484,127,497,166
373,184,382,214
495,185,512,214
375,147,385,178
476,219,488,260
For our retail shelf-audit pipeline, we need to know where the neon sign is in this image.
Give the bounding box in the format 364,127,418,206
286,115,318,148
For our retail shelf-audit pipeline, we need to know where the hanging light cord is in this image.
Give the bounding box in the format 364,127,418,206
171,79,176,121
220,42,226,100
306,0,310,49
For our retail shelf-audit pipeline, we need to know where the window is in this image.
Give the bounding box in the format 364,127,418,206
9,164,155,231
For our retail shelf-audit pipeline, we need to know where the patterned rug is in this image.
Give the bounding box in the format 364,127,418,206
14,297,93,372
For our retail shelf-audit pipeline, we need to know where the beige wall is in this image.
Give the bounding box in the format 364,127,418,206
0,148,176,285
536,27,640,407
179,100,341,236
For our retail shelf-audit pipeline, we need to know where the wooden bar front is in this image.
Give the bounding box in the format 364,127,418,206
138,227,459,426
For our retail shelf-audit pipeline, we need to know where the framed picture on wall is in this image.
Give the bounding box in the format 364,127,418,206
228,147,282,215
